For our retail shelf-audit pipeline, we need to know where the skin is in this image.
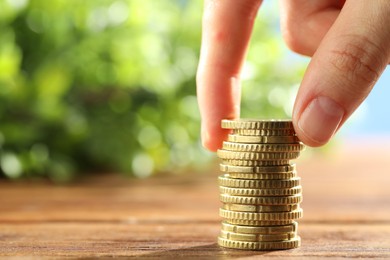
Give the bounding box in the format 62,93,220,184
197,0,390,151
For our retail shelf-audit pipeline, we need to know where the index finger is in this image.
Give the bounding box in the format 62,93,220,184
196,0,262,151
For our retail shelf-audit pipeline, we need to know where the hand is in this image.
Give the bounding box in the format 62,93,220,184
197,0,390,151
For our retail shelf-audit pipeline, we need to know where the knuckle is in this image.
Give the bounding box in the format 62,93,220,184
281,18,312,56
328,35,383,86
282,26,306,55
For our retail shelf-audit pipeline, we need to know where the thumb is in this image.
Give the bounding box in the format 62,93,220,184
293,0,390,147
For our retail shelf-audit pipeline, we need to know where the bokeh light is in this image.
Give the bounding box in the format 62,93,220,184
0,0,306,181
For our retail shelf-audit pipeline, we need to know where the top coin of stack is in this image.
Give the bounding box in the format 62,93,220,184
217,119,305,251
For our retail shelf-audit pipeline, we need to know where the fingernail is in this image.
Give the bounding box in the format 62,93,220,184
298,96,344,144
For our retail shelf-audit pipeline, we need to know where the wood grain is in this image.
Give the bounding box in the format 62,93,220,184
0,139,389,258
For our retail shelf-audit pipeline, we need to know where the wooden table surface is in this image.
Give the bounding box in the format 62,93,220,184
0,140,390,258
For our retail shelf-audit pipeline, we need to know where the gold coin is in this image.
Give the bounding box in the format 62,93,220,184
222,159,290,167
233,128,296,136
222,203,299,212
219,186,302,197
220,194,303,205
222,172,297,180
218,176,301,189
221,119,293,130
223,172,297,180
223,142,304,152
217,150,300,161
226,219,294,226
221,221,298,234
228,134,300,144
220,164,296,173
220,230,297,242
219,208,303,221
218,236,301,250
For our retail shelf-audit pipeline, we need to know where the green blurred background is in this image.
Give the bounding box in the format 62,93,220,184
0,0,305,182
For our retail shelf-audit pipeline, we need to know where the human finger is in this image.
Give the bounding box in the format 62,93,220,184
279,0,344,56
197,0,262,151
292,0,390,146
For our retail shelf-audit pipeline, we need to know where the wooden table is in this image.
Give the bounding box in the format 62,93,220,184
1,139,390,258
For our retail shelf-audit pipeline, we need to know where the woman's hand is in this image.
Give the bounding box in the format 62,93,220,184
197,0,390,151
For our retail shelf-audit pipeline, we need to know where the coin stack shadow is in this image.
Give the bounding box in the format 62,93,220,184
217,119,305,250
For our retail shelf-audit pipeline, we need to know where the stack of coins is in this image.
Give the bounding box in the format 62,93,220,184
217,119,305,250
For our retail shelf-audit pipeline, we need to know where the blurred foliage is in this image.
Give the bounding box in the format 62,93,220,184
0,0,305,182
